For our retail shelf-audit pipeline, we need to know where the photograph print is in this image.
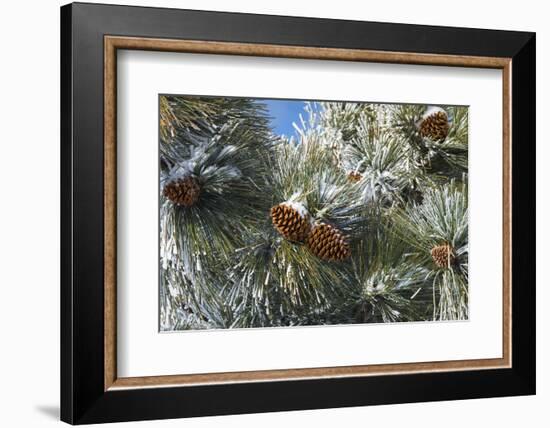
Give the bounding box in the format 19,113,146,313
159,96,469,331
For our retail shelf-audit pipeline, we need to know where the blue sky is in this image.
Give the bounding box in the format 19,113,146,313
263,99,308,138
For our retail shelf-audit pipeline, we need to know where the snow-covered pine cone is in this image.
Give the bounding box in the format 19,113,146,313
430,243,455,268
347,171,363,183
271,202,311,242
418,107,450,141
306,223,351,262
163,176,201,207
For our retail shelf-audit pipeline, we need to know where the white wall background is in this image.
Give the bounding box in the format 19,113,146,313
0,0,546,426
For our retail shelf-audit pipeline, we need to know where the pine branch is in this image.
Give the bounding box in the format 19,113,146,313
390,181,469,320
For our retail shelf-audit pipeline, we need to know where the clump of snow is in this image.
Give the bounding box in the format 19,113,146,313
421,106,447,120
281,200,310,219
167,165,191,180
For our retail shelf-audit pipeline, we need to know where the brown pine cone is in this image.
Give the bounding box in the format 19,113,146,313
163,176,201,207
271,203,311,242
430,243,455,268
419,110,449,141
348,171,363,183
306,223,351,262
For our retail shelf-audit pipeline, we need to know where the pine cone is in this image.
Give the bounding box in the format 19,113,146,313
430,243,455,268
348,171,363,183
419,110,449,141
306,223,351,262
163,176,201,207
271,203,311,242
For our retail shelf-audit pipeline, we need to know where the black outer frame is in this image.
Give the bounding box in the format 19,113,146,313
60,2,535,424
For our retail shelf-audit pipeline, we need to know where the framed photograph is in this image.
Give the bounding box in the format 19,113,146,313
60,2,535,424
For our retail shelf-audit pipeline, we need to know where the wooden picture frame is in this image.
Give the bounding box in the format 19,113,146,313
61,2,535,424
